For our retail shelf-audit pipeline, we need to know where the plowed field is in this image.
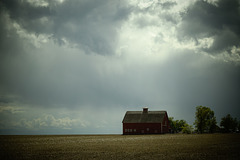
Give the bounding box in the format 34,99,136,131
1,134,240,159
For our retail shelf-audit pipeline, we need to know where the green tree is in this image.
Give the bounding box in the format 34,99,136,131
182,123,193,134
169,117,187,133
194,106,217,134
176,119,187,133
169,117,176,133
220,114,238,132
208,116,217,133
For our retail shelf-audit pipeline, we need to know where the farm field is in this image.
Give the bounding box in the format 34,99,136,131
0,134,240,160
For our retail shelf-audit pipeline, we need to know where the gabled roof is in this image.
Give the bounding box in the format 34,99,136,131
122,111,167,123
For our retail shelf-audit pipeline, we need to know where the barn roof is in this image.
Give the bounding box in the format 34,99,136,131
122,111,167,123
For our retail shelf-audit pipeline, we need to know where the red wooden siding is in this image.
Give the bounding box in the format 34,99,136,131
123,123,162,135
162,112,170,133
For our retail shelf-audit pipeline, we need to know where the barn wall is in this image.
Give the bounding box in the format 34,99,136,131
162,112,171,133
123,123,163,135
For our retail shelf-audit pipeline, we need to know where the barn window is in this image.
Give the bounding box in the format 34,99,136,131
134,129,136,132
125,129,128,132
130,129,132,132
147,128,149,131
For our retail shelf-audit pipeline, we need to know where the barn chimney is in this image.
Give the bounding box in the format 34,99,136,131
143,107,148,113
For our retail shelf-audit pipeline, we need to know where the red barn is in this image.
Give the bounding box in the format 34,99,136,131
122,107,170,135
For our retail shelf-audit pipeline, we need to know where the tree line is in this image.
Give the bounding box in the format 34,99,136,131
169,106,240,134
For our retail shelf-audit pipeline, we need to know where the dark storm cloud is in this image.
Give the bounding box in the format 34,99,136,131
160,1,177,10
0,0,131,107
0,0,239,110
0,8,27,102
178,0,240,53
0,0,131,55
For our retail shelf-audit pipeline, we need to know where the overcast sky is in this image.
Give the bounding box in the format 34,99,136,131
0,0,240,135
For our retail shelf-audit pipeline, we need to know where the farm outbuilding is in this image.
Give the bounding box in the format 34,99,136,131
122,107,170,135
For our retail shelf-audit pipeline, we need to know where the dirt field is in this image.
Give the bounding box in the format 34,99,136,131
0,134,240,160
